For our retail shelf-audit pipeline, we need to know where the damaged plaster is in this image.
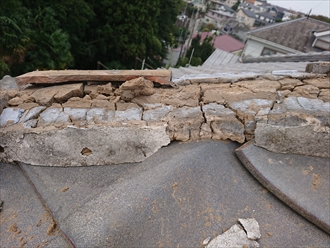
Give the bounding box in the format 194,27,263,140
0,72,329,166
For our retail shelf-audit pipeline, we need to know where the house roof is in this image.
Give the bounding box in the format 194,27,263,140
257,11,275,19
203,48,240,66
220,4,235,13
193,33,245,52
247,17,330,53
213,34,245,52
241,8,256,18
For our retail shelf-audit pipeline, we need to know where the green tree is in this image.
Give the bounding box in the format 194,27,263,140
0,0,183,75
232,0,241,11
177,34,215,67
310,15,330,23
202,23,216,32
0,1,31,77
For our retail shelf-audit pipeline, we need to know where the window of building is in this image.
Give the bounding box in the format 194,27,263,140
238,16,245,22
261,47,277,56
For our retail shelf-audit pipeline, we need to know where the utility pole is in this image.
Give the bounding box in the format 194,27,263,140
176,2,189,66
183,9,199,59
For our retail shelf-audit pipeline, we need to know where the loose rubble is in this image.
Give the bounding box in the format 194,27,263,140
0,70,329,166
238,218,261,240
206,218,261,248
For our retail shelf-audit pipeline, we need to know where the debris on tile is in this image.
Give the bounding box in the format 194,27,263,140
61,187,69,193
206,224,259,248
202,236,211,245
238,218,261,240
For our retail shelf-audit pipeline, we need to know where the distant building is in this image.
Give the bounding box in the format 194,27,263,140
241,17,330,58
236,8,275,27
192,32,245,53
206,0,238,8
203,4,236,29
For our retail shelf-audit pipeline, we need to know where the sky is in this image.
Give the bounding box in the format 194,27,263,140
267,0,330,17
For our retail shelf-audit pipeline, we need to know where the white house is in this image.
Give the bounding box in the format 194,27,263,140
241,17,330,59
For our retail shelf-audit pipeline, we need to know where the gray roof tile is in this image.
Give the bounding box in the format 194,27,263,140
248,17,330,53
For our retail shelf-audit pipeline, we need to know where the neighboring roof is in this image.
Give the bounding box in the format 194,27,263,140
240,8,256,18
203,49,240,67
257,12,275,19
213,34,245,52
240,2,259,11
248,17,330,53
242,51,330,63
219,4,235,13
192,33,245,52
272,5,287,13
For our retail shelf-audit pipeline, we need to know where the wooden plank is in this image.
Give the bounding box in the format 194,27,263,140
15,70,172,86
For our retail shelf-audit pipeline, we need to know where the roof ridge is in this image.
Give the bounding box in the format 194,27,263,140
248,17,307,33
248,17,330,34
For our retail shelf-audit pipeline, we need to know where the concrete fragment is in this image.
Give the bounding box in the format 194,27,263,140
143,105,173,122
31,86,59,106
15,70,172,85
229,99,273,119
319,89,330,102
289,85,319,99
53,83,84,103
95,94,109,100
0,108,25,127
202,80,279,105
133,85,201,108
62,97,92,109
86,108,115,123
206,224,259,248
303,77,330,89
0,92,9,114
64,107,88,121
160,85,200,107
255,123,330,158
305,62,330,74
39,105,70,125
166,106,203,141
203,103,235,121
238,218,261,240
202,237,211,245
278,78,303,90
202,103,245,143
7,94,34,106
119,77,155,100
23,119,38,128
113,107,142,122
91,99,115,109
17,102,39,110
200,123,212,139
97,83,113,95
84,85,99,99
211,120,245,143
19,106,46,123
0,125,171,166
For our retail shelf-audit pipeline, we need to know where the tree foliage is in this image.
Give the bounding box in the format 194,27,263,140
232,0,241,11
177,34,215,67
0,0,183,77
310,15,330,23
